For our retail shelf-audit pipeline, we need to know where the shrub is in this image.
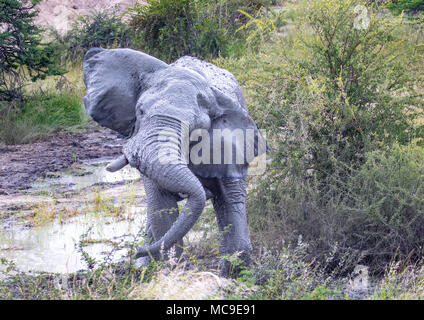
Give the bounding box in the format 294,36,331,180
290,0,422,182
207,0,273,32
246,142,424,274
59,7,135,61
347,143,424,268
235,6,277,53
226,0,423,182
124,0,273,62
387,0,424,15
125,0,201,62
218,0,424,272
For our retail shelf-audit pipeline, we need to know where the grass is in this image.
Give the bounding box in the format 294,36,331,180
372,261,424,300
0,66,89,145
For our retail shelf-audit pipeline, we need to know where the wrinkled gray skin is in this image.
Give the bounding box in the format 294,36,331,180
83,48,266,276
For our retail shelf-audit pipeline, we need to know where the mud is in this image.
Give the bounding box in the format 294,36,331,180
0,125,125,195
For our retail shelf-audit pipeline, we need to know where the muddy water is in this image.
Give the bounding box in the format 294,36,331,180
0,159,148,274
0,210,146,274
31,159,141,192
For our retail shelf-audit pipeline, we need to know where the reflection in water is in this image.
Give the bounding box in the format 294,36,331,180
0,209,146,274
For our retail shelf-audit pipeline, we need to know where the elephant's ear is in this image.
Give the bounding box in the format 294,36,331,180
83,48,168,137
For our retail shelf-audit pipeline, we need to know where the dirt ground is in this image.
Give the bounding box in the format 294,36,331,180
0,125,125,195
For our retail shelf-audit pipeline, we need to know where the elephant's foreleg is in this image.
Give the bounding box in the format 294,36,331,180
141,177,183,262
212,178,252,277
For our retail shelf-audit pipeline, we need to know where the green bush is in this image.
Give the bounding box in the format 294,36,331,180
290,0,422,182
124,0,272,62
58,8,135,61
228,0,423,184
387,0,424,15
125,0,201,62
246,142,424,274
348,144,424,267
207,0,273,32
0,91,87,144
218,0,424,273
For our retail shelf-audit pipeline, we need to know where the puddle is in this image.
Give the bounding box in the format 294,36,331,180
0,209,147,274
31,158,141,193
0,159,147,275
0,205,206,275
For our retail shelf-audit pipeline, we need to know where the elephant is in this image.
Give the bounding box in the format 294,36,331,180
82,48,267,276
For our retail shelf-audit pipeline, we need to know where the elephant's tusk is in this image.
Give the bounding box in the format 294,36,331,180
106,155,129,172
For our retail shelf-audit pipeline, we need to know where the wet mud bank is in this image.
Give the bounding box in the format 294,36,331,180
0,125,125,195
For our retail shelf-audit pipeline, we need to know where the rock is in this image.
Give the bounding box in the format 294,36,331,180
34,0,147,34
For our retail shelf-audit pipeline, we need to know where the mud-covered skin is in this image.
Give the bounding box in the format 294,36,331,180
83,48,264,276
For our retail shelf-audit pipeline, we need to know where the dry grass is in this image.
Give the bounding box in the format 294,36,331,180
130,269,232,300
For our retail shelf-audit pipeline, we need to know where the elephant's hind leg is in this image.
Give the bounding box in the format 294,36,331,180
212,178,252,277
141,177,183,263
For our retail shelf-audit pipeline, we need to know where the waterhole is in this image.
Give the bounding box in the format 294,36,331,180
1,159,146,274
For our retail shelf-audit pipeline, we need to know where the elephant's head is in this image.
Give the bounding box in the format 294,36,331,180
83,48,266,258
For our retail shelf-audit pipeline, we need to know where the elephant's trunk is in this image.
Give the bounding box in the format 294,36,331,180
135,165,206,258
123,115,206,258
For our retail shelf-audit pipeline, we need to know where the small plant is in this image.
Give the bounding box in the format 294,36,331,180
30,203,56,226
235,7,277,52
77,228,98,269
222,252,246,276
302,285,340,300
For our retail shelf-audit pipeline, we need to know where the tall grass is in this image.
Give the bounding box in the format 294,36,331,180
0,67,88,145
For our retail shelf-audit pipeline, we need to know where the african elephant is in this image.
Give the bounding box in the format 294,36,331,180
83,48,267,276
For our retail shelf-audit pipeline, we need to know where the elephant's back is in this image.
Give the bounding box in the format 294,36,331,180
170,56,248,111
